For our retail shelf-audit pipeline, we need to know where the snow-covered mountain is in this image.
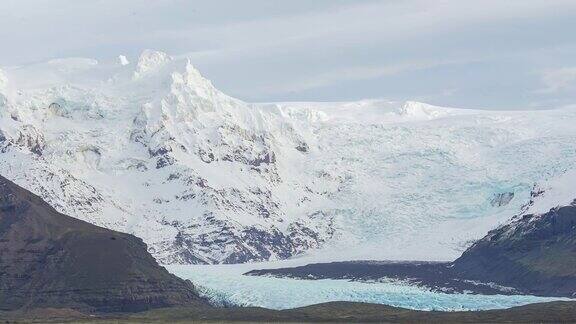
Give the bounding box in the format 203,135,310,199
0,51,334,264
1,50,576,264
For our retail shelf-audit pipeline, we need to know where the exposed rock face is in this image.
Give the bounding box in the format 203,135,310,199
0,124,45,155
490,192,514,207
452,203,576,297
0,175,204,312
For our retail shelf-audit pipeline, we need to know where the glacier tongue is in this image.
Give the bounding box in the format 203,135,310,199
2,50,576,264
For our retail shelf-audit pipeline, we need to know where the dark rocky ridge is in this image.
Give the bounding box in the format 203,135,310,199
0,175,205,312
452,203,576,297
247,203,576,297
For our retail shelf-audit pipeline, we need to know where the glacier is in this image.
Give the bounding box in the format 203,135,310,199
1,50,576,264
167,263,569,311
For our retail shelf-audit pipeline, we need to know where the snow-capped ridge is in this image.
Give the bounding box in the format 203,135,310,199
176,59,221,101
399,101,448,118
521,169,576,217
270,99,475,126
134,49,173,79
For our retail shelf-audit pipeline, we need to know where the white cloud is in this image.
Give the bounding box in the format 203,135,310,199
171,0,576,64
256,58,474,95
538,67,576,93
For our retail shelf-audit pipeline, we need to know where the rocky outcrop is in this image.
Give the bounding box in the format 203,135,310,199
0,175,205,312
452,202,576,297
490,192,514,207
0,124,46,155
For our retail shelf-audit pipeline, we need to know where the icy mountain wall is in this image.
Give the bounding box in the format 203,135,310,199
2,50,576,264
0,51,333,264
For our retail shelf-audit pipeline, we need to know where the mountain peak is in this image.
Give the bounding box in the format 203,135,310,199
134,49,173,79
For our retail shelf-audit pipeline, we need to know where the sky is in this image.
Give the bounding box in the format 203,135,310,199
1,0,576,109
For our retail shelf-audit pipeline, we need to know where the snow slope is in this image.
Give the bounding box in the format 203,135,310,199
267,99,576,261
1,50,576,264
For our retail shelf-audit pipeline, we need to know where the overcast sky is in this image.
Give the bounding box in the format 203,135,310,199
1,0,576,109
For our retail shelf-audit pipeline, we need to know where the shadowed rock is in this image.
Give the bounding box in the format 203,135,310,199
452,204,576,297
0,175,206,312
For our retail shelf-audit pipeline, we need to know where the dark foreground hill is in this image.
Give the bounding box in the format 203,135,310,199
247,204,576,297
2,301,576,323
0,175,205,312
